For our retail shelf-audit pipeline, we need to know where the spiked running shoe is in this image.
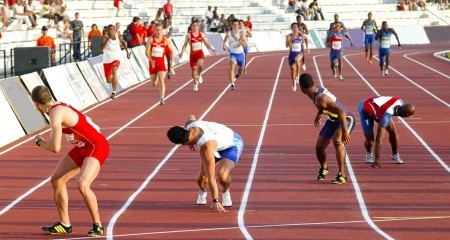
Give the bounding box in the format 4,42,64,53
365,152,374,163
331,173,347,184
222,191,232,207
42,222,72,235
391,153,403,164
317,168,329,180
196,190,207,205
87,223,104,237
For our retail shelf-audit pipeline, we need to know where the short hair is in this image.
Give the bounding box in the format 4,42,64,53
291,22,298,28
167,126,190,144
296,15,302,20
133,16,141,22
299,73,314,89
31,85,52,104
154,22,163,29
232,19,239,24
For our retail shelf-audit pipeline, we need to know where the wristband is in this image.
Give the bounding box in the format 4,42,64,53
213,198,220,203
34,135,41,146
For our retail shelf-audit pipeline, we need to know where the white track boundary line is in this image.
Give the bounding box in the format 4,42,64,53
56,214,450,240
106,54,267,239
238,56,285,240
403,52,450,79
372,55,450,108
0,59,223,216
314,53,393,240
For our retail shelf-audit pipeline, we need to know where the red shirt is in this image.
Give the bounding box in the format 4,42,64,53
147,26,154,36
129,24,141,45
190,31,203,54
163,3,173,16
245,21,252,30
150,36,167,60
37,35,56,50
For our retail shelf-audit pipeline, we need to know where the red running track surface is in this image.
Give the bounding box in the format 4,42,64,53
1,44,450,240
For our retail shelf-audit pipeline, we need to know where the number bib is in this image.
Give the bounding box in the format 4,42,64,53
332,41,342,50
151,46,164,57
365,28,374,35
381,40,390,49
192,42,202,51
291,42,302,52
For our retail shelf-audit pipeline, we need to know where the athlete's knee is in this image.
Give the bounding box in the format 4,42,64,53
76,177,92,196
50,176,66,188
315,144,326,154
332,138,343,147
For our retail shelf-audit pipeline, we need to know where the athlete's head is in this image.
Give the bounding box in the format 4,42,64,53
396,104,416,118
291,22,299,32
239,19,245,28
381,21,388,29
232,19,240,31
167,126,190,144
32,85,52,105
299,73,315,92
191,20,199,32
296,15,302,22
154,22,163,36
334,13,339,22
368,12,372,19
107,24,116,36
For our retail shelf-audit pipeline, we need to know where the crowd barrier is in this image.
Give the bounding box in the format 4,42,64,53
0,28,431,147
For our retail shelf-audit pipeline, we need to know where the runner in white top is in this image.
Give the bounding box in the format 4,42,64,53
100,24,130,99
223,19,246,90
167,114,244,211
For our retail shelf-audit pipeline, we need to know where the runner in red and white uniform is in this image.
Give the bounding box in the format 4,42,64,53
32,85,109,237
100,24,130,99
145,22,173,105
326,23,353,81
178,20,216,91
357,96,415,168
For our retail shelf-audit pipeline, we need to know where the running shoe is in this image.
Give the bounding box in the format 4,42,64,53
391,153,403,164
302,64,306,71
196,190,207,205
167,72,171,79
292,84,297,92
296,75,300,84
159,98,165,105
222,191,232,207
365,152,374,163
381,70,385,76
198,75,203,84
317,168,329,180
193,83,199,92
331,173,347,184
384,69,389,75
339,75,344,81
231,83,235,90
369,59,373,64
110,91,116,99
243,68,247,75
170,67,176,75
87,223,104,237
42,222,72,235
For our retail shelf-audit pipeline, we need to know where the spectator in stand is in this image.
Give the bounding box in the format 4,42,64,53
70,12,84,61
209,15,220,32
128,16,143,48
88,24,102,43
407,0,417,10
25,0,39,28
245,16,253,30
417,0,426,10
1,0,11,30
138,22,147,44
309,0,325,20
54,0,67,20
40,0,59,27
301,0,311,20
37,26,56,64
14,0,34,29
8,0,14,9
294,0,307,20
57,18,72,42
163,0,173,21
199,19,206,33
115,22,121,35
212,6,218,19
288,0,296,7
219,14,226,33
147,20,156,36
205,6,213,26
102,26,107,35
223,15,232,33
155,8,164,21
113,0,123,17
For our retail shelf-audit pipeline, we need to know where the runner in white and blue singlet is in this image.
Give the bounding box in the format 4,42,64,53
375,21,401,76
360,12,378,64
223,19,246,90
286,22,307,92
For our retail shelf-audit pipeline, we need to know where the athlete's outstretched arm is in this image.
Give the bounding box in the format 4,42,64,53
391,28,401,48
374,29,381,41
360,20,365,30
202,33,216,53
285,34,291,48
222,34,229,51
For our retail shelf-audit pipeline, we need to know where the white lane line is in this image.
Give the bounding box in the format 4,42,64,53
106,54,266,240
0,59,224,216
315,53,394,240
238,56,285,240
403,52,450,79
372,55,450,108
56,215,450,239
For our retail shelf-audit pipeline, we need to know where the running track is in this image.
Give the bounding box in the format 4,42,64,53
1,44,450,240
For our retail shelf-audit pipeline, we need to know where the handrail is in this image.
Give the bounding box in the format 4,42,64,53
0,50,6,78
58,40,91,64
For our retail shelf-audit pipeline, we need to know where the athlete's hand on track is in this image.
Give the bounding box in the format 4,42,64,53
189,145,196,151
369,162,382,169
210,202,227,212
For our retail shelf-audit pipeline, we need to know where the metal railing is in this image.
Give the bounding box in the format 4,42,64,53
0,50,6,78
58,40,91,64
